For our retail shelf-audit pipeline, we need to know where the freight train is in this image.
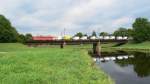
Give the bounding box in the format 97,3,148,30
32,35,128,41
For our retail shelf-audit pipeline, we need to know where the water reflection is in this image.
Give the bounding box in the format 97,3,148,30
93,51,150,84
115,52,150,77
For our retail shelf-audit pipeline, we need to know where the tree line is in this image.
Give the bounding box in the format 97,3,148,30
0,14,150,43
0,15,32,43
75,18,150,43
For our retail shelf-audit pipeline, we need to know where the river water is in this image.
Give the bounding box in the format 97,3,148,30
93,51,150,84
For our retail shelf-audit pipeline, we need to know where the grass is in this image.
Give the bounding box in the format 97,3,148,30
114,41,150,52
92,41,150,53
118,41,150,49
0,43,113,84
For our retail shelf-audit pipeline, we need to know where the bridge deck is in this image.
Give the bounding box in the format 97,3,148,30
26,39,128,45
26,39,128,56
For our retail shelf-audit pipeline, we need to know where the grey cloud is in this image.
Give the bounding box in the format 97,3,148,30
0,0,150,35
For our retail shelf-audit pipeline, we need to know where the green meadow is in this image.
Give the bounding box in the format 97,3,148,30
117,41,150,49
113,41,150,53
99,41,150,53
0,43,113,84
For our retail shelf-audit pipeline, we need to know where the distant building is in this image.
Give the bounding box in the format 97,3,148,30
32,35,56,41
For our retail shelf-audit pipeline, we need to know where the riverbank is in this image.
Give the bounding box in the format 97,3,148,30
111,41,150,53
100,41,150,53
0,43,113,84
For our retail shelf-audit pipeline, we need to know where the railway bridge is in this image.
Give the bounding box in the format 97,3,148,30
26,39,128,56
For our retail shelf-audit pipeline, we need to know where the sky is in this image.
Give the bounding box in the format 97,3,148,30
0,0,150,36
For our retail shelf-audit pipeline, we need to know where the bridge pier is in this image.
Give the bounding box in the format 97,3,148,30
60,41,66,49
93,41,101,56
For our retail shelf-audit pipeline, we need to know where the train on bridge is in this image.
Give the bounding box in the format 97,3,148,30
32,35,128,41
28,35,129,56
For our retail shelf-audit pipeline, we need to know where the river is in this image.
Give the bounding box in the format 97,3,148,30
92,51,150,84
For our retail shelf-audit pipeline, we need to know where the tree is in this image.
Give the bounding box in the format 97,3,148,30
74,32,83,38
18,34,26,43
113,27,128,36
25,33,32,41
99,32,109,36
132,18,150,42
92,31,97,37
0,15,19,43
84,34,88,36
18,34,33,43
127,29,134,37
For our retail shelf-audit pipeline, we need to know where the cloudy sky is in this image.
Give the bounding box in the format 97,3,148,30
0,0,150,36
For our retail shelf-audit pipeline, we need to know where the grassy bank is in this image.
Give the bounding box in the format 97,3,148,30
114,41,150,52
99,41,150,53
0,43,113,84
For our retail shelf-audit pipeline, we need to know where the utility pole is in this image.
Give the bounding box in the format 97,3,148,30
63,28,66,36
